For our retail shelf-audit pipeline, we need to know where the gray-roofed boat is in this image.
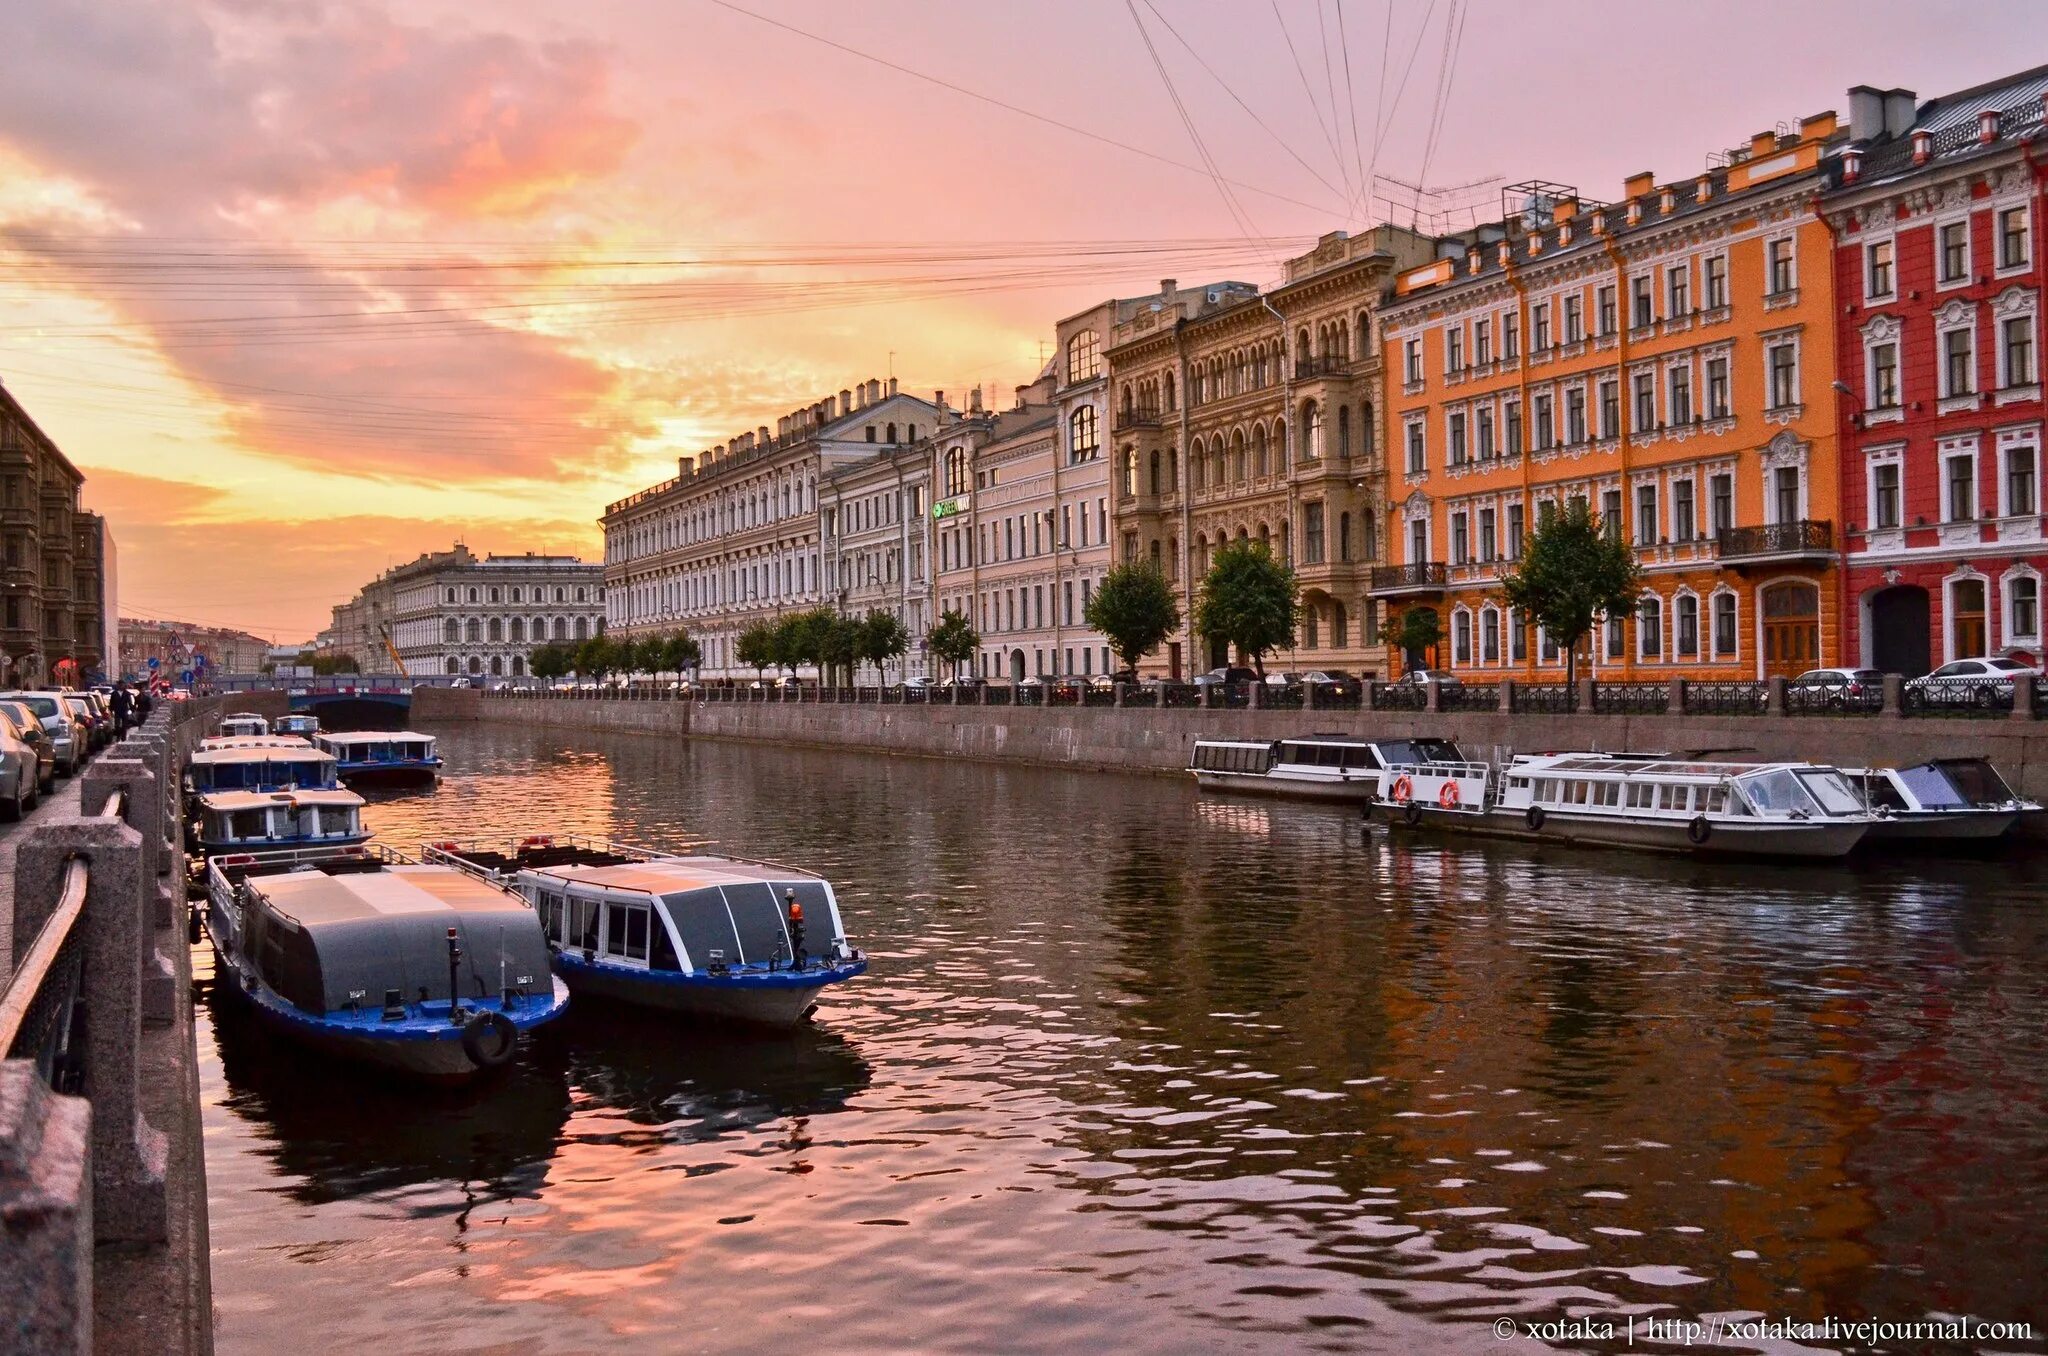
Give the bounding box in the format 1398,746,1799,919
1848,757,2040,842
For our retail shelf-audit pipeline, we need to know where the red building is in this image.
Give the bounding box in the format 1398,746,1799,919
1824,70,2047,675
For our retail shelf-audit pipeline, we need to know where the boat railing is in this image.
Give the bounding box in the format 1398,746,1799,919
421,833,722,882
205,841,409,893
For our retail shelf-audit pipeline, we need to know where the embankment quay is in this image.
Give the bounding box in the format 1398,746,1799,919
422,678,2048,811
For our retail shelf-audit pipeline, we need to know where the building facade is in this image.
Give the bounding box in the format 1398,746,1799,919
118,618,272,679
331,544,603,678
603,377,942,679
1377,114,1848,681
1824,73,2047,674
820,440,933,683
75,512,113,680
0,383,97,686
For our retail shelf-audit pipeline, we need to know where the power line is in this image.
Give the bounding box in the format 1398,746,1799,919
1270,1,1351,218
1334,0,1371,227
1416,0,1469,201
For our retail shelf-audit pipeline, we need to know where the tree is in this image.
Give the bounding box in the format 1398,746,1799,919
530,643,570,681
856,609,910,681
1499,497,1644,687
1087,562,1182,677
1392,608,1441,671
735,621,778,679
310,651,360,676
818,612,860,685
661,629,701,678
575,635,620,679
927,608,978,678
1192,539,1299,677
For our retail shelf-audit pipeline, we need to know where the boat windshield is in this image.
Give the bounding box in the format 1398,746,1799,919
1934,758,2017,806
1737,768,1818,816
1375,738,1461,766
1795,769,1865,816
1894,764,1971,809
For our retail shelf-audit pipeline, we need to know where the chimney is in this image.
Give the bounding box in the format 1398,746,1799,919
1848,85,1886,142
1979,107,2001,144
1591,208,1607,234
1695,174,1713,203
1882,89,1917,138
969,385,984,414
840,387,853,413
1160,278,1177,304
1496,239,1512,266
867,379,881,403
1623,170,1655,200
887,377,899,397
1911,128,1932,165
1800,111,1837,141
1659,187,1676,215
1749,130,1777,158
935,389,946,410
1466,246,1481,274
1550,197,1578,223
757,424,770,446
678,455,695,476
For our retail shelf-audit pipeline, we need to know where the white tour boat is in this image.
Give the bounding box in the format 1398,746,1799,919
274,714,321,740
424,835,867,1027
217,713,269,739
1369,752,1875,859
1189,736,1465,804
314,730,443,786
192,786,370,857
1848,757,2039,842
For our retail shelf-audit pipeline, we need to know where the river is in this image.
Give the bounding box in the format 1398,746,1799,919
197,723,2048,1353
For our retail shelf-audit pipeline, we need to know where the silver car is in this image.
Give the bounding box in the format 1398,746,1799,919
0,704,40,817
1,691,82,775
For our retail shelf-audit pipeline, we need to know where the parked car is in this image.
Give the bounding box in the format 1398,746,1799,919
0,700,57,794
61,693,106,751
1393,668,1464,691
1193,666,1258,687
0,692,82,775
941,675,987,690
1299,669,1363,699
899,676,937,690
0,706,41,818
1787,667,1888,709
1904,656,2044,709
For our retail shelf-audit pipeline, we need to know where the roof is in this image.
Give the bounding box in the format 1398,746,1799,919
199,788,364,812
254,864,523,926
316,730,434,743
527,855,819,894
200,735,313,751
1851,64,2048,185
190,745,336,766
1515,754,1816,779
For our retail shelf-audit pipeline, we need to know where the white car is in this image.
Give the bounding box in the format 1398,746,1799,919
1904,657,2044,710
0,691,82,775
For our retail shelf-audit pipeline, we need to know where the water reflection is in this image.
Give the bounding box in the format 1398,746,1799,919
200,722,2048,1354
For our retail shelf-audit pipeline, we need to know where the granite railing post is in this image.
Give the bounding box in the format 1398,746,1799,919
1575,677,1596,713
79,761,179,1027
13,818,168,1246
0,1060,92,1354
1424,679,1443,715
1497,678,1516,714
1361,681,1377,713
1766,676,1788,716
1667,678,1687,717
1881,673,1905,717
1113,682,1130,708
1248,681,1267,710
2013,677,2037,721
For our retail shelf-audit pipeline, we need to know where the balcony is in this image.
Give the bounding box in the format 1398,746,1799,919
1368,561,1448,596
1717,519,1834,566
1294,355,1351,381
1112,407,1163,433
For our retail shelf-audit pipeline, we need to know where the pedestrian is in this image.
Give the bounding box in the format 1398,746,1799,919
111,681,133,734
135,686,154,722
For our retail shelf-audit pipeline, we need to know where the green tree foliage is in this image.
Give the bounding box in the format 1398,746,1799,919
856,609,910,680
309,652,360,676
661,630,701,677
926,608,978,677
735,621,779,677
1499,497,1644,686
819,612,860,683
1086,562,1182,676
1392,608,1442,670
529,643,570,681
1192,540,1299,677
574,635,622,679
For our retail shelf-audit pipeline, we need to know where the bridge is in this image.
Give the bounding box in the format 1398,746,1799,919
211,677,423,729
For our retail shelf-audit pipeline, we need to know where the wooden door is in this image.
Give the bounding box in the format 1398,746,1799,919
1951,579,1987,659
1761,582,1820,679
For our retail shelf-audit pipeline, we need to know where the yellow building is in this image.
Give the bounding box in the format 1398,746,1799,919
1377,114,1848,681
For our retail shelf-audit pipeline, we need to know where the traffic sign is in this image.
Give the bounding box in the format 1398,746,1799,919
179,670,193,684
147,657,160,670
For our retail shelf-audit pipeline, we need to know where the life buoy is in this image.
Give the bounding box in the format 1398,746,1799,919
1686,815,1712,846
461,1010,519,1069
1438,781,1462,810
1402,801,1424,828
1389,774,1414,803
1525,804,1546,832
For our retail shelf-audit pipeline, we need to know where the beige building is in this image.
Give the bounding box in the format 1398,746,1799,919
328,544,603,678
603,377,943,678
820,439,934,684
119,617,272,679
1106,232,1437,678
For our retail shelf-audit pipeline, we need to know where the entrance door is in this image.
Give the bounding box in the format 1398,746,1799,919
1950,579,1987,660
1868,585,1931,676
1167,641,1183,681
1760,582,1820,678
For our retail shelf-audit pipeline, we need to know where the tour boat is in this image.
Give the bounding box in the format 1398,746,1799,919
205,844,569,1080
186,743,343,814
1189,736,1465,803
314,731,443,786
191,787,370,857
1848,757,2040,842
1367,752,1875,859
274,714,320,740
423,835,867,1027
218,713,269,739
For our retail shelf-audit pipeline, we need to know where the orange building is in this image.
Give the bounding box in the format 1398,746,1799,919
1376,113,1849,681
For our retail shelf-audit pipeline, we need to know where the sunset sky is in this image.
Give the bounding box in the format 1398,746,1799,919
0,0,2029,640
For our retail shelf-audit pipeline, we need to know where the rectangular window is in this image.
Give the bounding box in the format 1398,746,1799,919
1479,507,1497,562
1507,503,1525,559
1767,237,1795,294
1304,502,1326,564
1713,592,1736,657
1673,478,1696,540
1596,285,1617,335
1676,595,1699,657
1532,393,1554,449
1873,462,1901,528
1940,222,1968,282
1532,302,1551,350
1871,341,1899,407
1404,338,1423,384
1704,255,1728,309
1601,488,1623,540
1477,405,1495,458
1944,327,1975,396
1598,378,1619,439
1639,599,1662,656
1768,341,1798,409
1451,512,1469,565
1633,372,1656,430
1706,357,1730,418
1667,264,1690,316
2000,206,2031,270
1606,612,1625,658
1566,387,1586,444
1405,421,1426,474
1631,276,1654,328
1636,484,1658,545
1503,311,1520,359
1505,399,1523,456
2006,445,2037,517
1946,454,1976,521
1482,611,1500,662
1866,239,1894,297
1448,411,1468,465
1710,473,1734,537
1564,294,1583,342
1774,466,1801,524
1510,610,1528,660
2003,316,2036,388
2014,576,2041,640
1445,326,1464,371
1475,319,1492,363
1669,366,1692,424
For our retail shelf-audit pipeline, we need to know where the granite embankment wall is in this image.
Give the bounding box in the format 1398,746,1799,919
415,687,2048,806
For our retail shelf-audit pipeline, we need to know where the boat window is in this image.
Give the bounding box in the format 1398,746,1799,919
649,915,682,971
1599,782,1622,807
721,881,794,964
1738,769,1818,816
1705,786,1729,814
662,887,743,970
537,891,566,942
602,903,651,963
1795,769,1867,817
1929,759,2012,806
568,896,600,951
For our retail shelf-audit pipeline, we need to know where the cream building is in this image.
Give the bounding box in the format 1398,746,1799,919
603,378,943,678
820,439,935,684
330,544,603,678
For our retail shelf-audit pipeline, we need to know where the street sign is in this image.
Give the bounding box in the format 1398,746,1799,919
179,670,193,684
147,657,160,669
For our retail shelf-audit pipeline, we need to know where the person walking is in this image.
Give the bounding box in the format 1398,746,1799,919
111,682,134,734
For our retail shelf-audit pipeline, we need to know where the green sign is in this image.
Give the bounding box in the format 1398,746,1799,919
932,497,966,520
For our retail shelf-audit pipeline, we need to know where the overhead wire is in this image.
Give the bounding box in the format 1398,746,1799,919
1269,1,1353,219
1334,0,1372,228
1416,0,1469,202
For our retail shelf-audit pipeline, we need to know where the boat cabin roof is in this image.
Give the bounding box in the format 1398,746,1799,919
200,788,363,813
1191,739,1278,751
254,863,516,924
191,745,337,767
524,855,820,895
318,730,434,744
201,735,316,751
1514,753,1806,782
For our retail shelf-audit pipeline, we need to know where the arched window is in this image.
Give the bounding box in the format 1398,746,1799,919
1361,401,1376,454
1294,327,1311,368
1253,425,1268,477
1356,312,1372,356
1122,447,1139,496
1676,593,1701,657
445,657,459,674
1234,430,1250,482
488,618,503,643
1067,330,1102,382
1069,406,1099,463
945,448,967,497
1303,400,1323,460
1480,606,1501,662
574,616,589,640
887,422,898,443
467,656,482,675
490,655,504,676
1339,511,1353,562
1334,601,1349,647
1336,405,1351,459
554,616,568,640
1191,446,1206,492
1453,609,1473,665
1167,449,1180,492
1363,510,1378,560
464,618,480,643
444,619,459,644
509,617,525,643
445,588,457,604
1304,602,1320,649
1164,372,1176,410
511,656,525,676
1149,449,1162,495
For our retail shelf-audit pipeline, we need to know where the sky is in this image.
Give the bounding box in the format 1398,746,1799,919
0,0,2032,641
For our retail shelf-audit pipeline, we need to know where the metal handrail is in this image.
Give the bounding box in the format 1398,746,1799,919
0,791,126,1059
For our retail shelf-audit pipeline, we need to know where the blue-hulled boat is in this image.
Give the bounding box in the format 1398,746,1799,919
191,787,370,857
424,835,866,1027
274,714,320,740
185,741,342,816
315,731,443,787
205,844,569,1080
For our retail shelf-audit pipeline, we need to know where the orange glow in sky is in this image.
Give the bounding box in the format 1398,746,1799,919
0,0,2024,639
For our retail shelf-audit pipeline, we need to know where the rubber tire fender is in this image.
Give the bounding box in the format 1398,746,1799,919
461,1010,519,1069
1687,814,1712,846
1402,801,1424,828
1525,804,1546,832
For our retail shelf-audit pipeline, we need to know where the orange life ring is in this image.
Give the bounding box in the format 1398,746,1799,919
1438,781,1462,810
1389,774,1414,802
